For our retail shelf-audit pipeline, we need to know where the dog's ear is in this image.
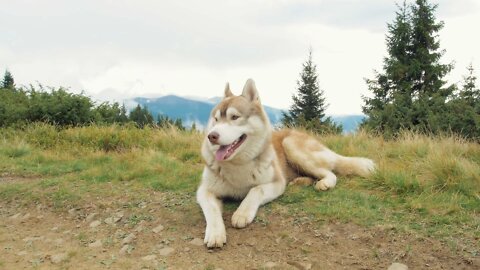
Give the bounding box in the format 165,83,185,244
224,82,233,98
241,79,259,102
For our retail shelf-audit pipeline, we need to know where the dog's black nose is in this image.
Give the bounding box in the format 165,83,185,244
208,132,220,144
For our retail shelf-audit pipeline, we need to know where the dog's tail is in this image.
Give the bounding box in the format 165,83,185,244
333,155,375,177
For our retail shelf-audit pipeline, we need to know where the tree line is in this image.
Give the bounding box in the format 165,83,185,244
283,0,479,140
0,73,186,130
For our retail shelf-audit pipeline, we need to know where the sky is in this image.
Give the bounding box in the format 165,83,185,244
1,0,479,115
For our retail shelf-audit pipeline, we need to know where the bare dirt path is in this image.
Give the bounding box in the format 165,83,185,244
1,195,478,270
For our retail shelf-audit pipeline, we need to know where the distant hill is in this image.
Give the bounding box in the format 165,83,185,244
130,95,364,132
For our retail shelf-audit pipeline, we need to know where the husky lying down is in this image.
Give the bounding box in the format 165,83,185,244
197,79,375,248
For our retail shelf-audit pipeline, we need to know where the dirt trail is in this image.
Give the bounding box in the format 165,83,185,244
1,195,478,270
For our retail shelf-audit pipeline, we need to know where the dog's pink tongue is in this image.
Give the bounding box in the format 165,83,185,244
215,145,229,161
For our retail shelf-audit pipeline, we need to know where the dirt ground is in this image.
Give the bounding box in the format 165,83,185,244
1,187,478,270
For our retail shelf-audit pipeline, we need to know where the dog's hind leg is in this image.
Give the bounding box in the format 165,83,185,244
282,133,339,191
289,176,315,186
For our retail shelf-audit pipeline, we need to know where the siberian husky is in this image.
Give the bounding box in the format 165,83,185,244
197,79,375,248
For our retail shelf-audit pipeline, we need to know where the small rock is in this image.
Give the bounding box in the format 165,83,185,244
138,201,147,208
134,221,146,232
50,253,68,264
9,213,22,219
51,226,59,231
23,236,44,242
119,244,133,255
21,213,31,220
122,233,136,245
264,261,278,269
287,261,312,270
88,240,102,248
142,254,157,261
388,263,408,270
104,212,123,225
114,229,126,239
152,224,164,234
17,251,28,256
68,208,77,215
54,238,64,246
184,247,191,252
158,247,175,256
245,237,257,246
85,213,97,223
89,220,101,228
189,238,204,246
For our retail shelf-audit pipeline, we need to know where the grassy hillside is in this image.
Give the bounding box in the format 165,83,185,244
1,124,479,252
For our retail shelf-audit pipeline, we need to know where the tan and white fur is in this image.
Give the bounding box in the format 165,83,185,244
197,79,375,248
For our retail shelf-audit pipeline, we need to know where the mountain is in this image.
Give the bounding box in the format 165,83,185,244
130,95,364,132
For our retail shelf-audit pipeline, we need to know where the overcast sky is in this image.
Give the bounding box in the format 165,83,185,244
1,0,479,115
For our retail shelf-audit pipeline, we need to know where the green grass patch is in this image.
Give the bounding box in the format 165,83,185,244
0,124,478,250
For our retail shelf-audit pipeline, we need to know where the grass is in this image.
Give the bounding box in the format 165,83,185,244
0,123,479,250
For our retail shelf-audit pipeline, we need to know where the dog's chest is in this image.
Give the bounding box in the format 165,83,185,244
219,160,274,189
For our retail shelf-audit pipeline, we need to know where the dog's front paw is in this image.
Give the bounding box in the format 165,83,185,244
204,225,226,248
232,209,255,228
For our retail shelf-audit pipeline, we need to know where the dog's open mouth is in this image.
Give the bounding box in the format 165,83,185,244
215,134,247,161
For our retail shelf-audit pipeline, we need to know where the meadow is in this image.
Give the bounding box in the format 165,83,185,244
0,124,478,269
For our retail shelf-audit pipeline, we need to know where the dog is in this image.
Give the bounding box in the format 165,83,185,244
196,79,375,248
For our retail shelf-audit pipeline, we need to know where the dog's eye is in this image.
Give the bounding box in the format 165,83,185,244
231,115,240,120
214,117,218,122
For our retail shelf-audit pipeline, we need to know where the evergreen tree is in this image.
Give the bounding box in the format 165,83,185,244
363,2,412,135
362,0,454,136
282,49,342,134
459,63,480,109
129,104,154,128
1,70,15,89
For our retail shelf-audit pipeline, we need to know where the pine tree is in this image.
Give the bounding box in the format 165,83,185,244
129,104,154,128
362,0,454,136
282,49,341,134
363,1,412,134
459,63,480,109
408,0,454,132
1,70,15,89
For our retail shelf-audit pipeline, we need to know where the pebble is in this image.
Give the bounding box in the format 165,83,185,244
88,240,102,248
51,226,59,231
54,238,64,246
10,213,22,219
142,254,157,261
68,208,77,215
23,236,44,242
85,213,97,223
388,263,408,270
134,221,146,232
189,238,204,246
104,212,124,225
119,244,132,255
89,220,101,228
287,261,312,270
264,261,278,269
152,224,164,234
158,247,175,256
17,251,28,256
122,233,136,245
50,253,68,264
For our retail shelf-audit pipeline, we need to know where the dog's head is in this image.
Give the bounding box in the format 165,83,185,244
203,79,271,162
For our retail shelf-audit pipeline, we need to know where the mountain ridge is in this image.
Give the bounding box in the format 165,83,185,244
129,95,364,132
